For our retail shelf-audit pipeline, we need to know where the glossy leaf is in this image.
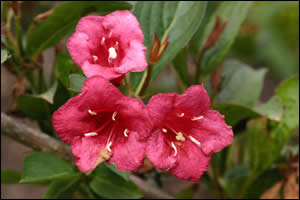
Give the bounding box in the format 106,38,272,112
271,75,299,145
212,103,260,127
254,96,282,121
130,1,207,93
26,1,132,57
44,177,80,199
172,49,189,88
198,1,252,74
104,163,130,181
17,95,53,120
247,117,278,175
1,170,21,184
69,74,86,92
89,164,143,199
216,60,267,107
21,152,78,184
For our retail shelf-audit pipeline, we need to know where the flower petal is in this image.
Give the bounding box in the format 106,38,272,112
117,96,151,140
147,93,177,128
146,130,177,170
102,10,144,43
81,61,122,79
67,32,91,67
175,85,211,116
190,109,233,155
108,131,146,171
116,40,147,74
52,76,123,144
71,135,108,172
170,140,211,182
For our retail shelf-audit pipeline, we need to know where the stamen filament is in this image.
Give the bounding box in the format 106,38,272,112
162,128,167,133
107,141,112,152
171,142,177,156
191,116,204,121
84,132,98,137
112,112,117,121
88,109,97,115
189,136,202,147
124,129,129,137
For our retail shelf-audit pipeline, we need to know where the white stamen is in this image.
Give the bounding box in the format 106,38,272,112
189,136,202,147
162,128,167,133
107,141,112,152
108,30,112,37
84,132,98,137
191,115,204,121
88,109,97,115
112,112,117,121
124,129,129,137
101,37,105,45
92,55,98,62
108,47,117,60
177,113,185,117
171,142,177,156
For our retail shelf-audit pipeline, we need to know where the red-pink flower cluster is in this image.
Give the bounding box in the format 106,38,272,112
53,10,233,182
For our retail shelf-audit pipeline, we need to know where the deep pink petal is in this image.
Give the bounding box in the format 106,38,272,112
191,109,233,154
147,93,177,128
117,96,151,140
175,85,211,116
146,130,177,170
71,135,108,172
170,140,211,182
102,10,144,43
52,76,123,144
81,61,123,79
67,32,91,67
108,132,146,171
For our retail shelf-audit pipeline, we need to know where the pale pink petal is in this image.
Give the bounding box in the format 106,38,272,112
146,130,177,170
116,40,147,74
67,32,91,67
82,61,123,79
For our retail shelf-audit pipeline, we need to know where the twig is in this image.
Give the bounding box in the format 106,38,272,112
1,112,175,199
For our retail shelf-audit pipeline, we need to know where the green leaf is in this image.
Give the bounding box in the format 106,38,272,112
224,164,250,181
53,80,71,111
130,1,207,93
254,96,283,120
198,1,252,74
69,74,86,92
1,49,10,64
17,95,53,120
247,117,278,175
21,152,78,184
44,177,80,199
89,164,143,199
56,53,83,89
172,49,189,88
212,103,261,127
1,170,21,184
271,75,299,145
26,1,132,57
216,60,267,107
104,163,130,181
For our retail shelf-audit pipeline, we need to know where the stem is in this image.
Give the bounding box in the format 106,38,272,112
123,75,135,97
15,15,24,56
1,112,175,199
210,157,224,198
137,64,153,96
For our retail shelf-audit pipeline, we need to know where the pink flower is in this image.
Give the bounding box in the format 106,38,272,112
67,10,147,83
52,76,151,172
146,85,233,182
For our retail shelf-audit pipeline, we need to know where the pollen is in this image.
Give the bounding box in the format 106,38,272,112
112,112,117,121
92,55,98,62
177,113,184,117
171,142,178,156
88,109,97,115
176,132,185,141
189,136,202,147
191,115,204,121
108,47,117,60
84,132,98,137
124,129,129,137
